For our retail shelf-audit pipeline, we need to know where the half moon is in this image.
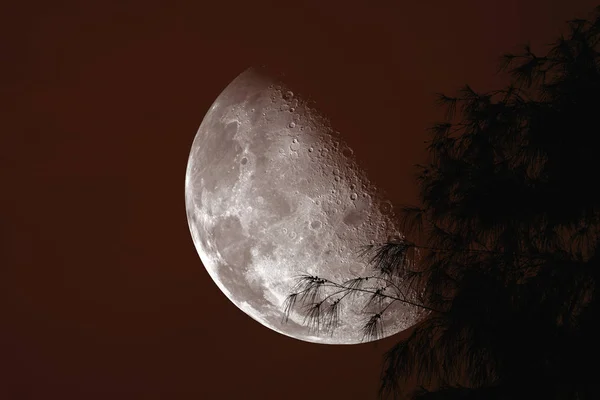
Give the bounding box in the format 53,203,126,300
185,67,425,344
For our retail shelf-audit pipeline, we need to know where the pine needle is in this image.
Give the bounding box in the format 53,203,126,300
362,312,384,342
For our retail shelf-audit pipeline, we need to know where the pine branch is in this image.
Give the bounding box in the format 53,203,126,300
363,286,389,311
434,93,458,120
340,276,369,292
363,240,417,277
292,274,327,304
302,301,324,333
362,312,384,342
323,298,342,334
281,292,298,323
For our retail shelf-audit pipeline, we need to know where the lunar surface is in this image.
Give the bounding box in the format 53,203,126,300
185,67,424,344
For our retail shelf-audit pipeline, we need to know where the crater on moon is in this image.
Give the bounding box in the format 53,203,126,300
185,67,425,344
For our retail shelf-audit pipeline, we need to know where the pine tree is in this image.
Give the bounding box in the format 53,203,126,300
284,6,600,399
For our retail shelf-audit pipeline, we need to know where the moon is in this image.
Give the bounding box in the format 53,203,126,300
185,67,424,344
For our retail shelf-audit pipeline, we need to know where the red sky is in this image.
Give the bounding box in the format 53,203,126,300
2,1,598,399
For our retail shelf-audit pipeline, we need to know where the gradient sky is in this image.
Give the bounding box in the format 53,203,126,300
3,1,598,399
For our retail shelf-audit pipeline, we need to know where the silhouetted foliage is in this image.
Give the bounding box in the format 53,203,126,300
284,6,600,400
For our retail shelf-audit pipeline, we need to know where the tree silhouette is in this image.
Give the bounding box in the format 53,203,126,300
283,6,600,400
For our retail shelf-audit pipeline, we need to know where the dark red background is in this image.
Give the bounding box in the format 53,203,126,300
2,1,596,399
